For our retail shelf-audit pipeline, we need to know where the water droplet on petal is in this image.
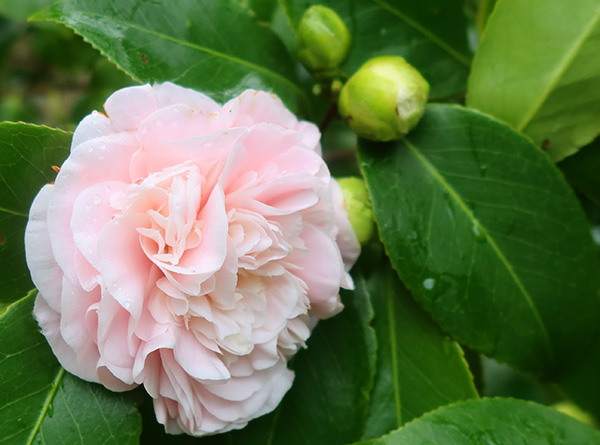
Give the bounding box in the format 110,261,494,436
93,194,102,206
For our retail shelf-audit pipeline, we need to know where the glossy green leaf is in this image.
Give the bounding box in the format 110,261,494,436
361,257,477,440
280,0,472,99
0,123,70,306
467,0,600,162
0,291,141,444
184,281,376,445
358,398,600,445
558,138,600,206
33,0,306,110
358,104,600,376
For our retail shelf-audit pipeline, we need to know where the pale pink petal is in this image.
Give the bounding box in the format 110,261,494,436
26,185,62,312
71,111,113,149
97,213,153,320
97,292,139,384
47,133,137,284
221,90,297,128
288,223,345,319
173,328,230,381
153,82,220,112
104,84,157,131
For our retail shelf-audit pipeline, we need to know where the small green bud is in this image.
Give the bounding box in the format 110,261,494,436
338,177,374,244
297,6,350,78
338,56,429,141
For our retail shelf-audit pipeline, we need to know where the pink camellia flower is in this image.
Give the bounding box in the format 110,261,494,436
25,83,359,436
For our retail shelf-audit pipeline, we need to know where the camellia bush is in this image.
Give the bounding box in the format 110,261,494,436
2,0,600,443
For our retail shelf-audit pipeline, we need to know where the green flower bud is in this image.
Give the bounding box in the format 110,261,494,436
338,56,429,141
297,6,350,78
338,177,374,244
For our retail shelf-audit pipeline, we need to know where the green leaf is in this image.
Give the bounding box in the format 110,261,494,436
358,398,600,445
358,104,600,376
33,0,306,110
555,331,600,421
193,279,377,445
0,123,70,306
0,291,141,444
280,0,472,99
467,0,600,162
361,257,477,440
0,0,54,21
558,138,600,206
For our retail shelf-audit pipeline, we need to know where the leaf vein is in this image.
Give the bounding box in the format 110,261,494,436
404,138,554,363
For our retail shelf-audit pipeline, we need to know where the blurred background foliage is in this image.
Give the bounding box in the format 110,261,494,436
0,1,134,130
0,0,589,429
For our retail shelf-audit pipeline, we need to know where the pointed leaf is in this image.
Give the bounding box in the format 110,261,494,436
361,258,477,440
280,0,472,99
467,0,600,161
33,0,307,110
358,104,600,375
558,138,600,206
358,398,600,445
0,291,141,444
0,123,70,307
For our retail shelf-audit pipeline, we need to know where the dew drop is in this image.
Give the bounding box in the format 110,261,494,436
422,278,435,290
442,337,453,356
47,402,54,418
87,146,94,153
472,222,486,242
591,226,600,245
93,194,102,206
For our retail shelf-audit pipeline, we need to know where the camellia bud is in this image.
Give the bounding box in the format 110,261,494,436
297,5,350,78
338,56,429,141
338,176,374,244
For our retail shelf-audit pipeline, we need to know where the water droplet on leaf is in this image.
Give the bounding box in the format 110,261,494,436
422,278,435,290
472,222,486,243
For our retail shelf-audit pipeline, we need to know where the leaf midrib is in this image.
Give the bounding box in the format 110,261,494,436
384,274,402,428
38,9,305,98
516,7,600,131
403,138,554,362
0,205,27,218
26,367,65,445
370,0,471,67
